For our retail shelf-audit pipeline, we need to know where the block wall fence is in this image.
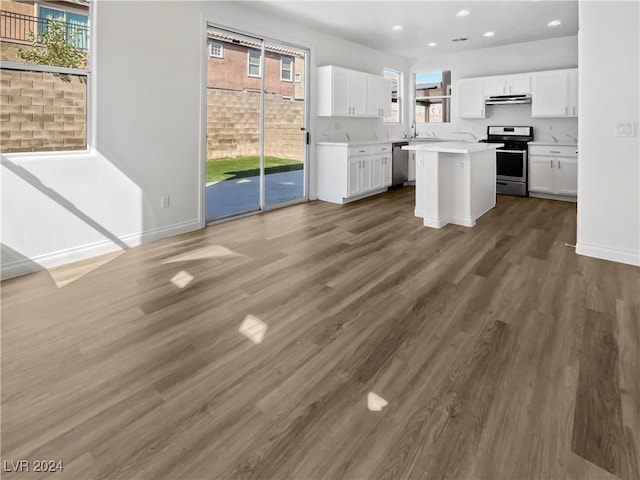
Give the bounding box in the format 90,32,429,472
207,88,304,161
0,68,86,153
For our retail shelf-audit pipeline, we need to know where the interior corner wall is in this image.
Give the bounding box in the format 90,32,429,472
576,1,640,266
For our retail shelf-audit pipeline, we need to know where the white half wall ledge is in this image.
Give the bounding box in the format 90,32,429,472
1,218,201,280
576,242,640,268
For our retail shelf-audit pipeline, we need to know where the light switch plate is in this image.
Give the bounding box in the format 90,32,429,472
615,122,636,137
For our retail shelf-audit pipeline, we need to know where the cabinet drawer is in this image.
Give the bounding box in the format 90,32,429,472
348,145,374,156
373,144,391,154
528,145,577,157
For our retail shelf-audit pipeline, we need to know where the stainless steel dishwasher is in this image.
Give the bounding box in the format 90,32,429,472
392,141,409,187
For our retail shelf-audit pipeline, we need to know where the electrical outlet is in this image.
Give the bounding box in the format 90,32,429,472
615,122,636,137
161,196,170,208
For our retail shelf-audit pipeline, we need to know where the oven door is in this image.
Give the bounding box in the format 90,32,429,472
496,149,526,182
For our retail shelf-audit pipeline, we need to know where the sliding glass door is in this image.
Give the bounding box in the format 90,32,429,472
205,26,308,221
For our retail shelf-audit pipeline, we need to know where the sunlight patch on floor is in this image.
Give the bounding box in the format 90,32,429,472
170,270,194,289
47,249,125,288
162,244,241,264
239,314,268,344
367,392,388,411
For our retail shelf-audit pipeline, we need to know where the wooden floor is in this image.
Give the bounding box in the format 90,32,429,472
2,187,639,480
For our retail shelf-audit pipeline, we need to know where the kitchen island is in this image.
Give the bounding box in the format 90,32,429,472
403,142,503,228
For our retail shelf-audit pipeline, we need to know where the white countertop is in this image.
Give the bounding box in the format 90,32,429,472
528,141,577,147
316,138,449,147
316,139,401,146
402,142,504,154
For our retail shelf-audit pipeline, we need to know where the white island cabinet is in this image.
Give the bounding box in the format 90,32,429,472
403,142,503,228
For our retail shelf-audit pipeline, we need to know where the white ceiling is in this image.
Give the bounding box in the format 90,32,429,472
248,0,579,59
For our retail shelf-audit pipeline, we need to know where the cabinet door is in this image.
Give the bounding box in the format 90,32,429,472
555,157,577,195
529,156,555,193
531,70,569,117
380,77,392,117
484,76,507,96
458,78,485,118
360,157,373,192
350,71,367,116
347,158,361,196
371,156,384,189
382,155,392,186
408,151,416,182
332,67,351,117
507,74,531,94
567,69,578,117
366,75,381,116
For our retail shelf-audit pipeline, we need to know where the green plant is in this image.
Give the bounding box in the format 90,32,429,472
17,17,87,68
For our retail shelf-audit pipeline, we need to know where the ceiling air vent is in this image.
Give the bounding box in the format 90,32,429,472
451,37,469,42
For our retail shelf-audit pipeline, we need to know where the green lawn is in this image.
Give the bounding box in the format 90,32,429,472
206,156,303,183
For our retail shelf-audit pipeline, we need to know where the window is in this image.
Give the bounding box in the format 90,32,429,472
248,50,261,77
294,72,302,82
415,71,452,123
280,56,293,81
208,40,223,58
39,6,89,50
0,3,90,153
384,68,401,123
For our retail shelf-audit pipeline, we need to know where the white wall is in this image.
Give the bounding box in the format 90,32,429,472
410,36,579,143
576,2,639,266
0,0,411,279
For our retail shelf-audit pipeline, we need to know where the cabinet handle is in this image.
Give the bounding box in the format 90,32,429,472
558,160,561,169
573,107,576,115
564,106,568,115
359,149,366,153
550,160,553,168
550,150,561,153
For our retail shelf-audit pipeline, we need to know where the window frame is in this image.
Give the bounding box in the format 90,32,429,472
208,40,223,58
1,2,91,156
247,49,261,78
280,55,293,82
383,68,402,124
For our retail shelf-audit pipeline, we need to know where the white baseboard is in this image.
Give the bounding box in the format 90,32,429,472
423,214,475,229
1,219,201,280
529,192,577,203
576,242,640,267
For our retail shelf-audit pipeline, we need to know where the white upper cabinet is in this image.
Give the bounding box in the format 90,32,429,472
457,78,485,118
531,68,578,117
317,65,391,118
366,75,391,117
484,73,531,96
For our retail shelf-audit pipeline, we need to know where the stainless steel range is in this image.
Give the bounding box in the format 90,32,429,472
481,126,534,196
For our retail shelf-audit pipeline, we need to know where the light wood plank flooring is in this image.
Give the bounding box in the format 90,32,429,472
2,187,639,479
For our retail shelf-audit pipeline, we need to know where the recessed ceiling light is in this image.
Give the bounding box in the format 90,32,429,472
483,31,495,37
391,25,403,31
427,42,438,47
456,9,470,17
547,20,562,27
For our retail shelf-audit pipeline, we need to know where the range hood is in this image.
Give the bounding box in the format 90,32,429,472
485,94,532,105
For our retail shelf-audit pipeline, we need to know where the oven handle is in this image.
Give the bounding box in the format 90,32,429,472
497,149,526,154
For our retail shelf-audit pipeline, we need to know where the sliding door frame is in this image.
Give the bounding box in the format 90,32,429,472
201,22,310,225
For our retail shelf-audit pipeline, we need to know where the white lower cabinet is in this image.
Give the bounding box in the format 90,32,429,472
318,143,392,204
528,144,578,199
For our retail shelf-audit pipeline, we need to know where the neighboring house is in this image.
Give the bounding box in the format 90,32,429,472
415,71,452,123
207,32,304,99
0,0,89,62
